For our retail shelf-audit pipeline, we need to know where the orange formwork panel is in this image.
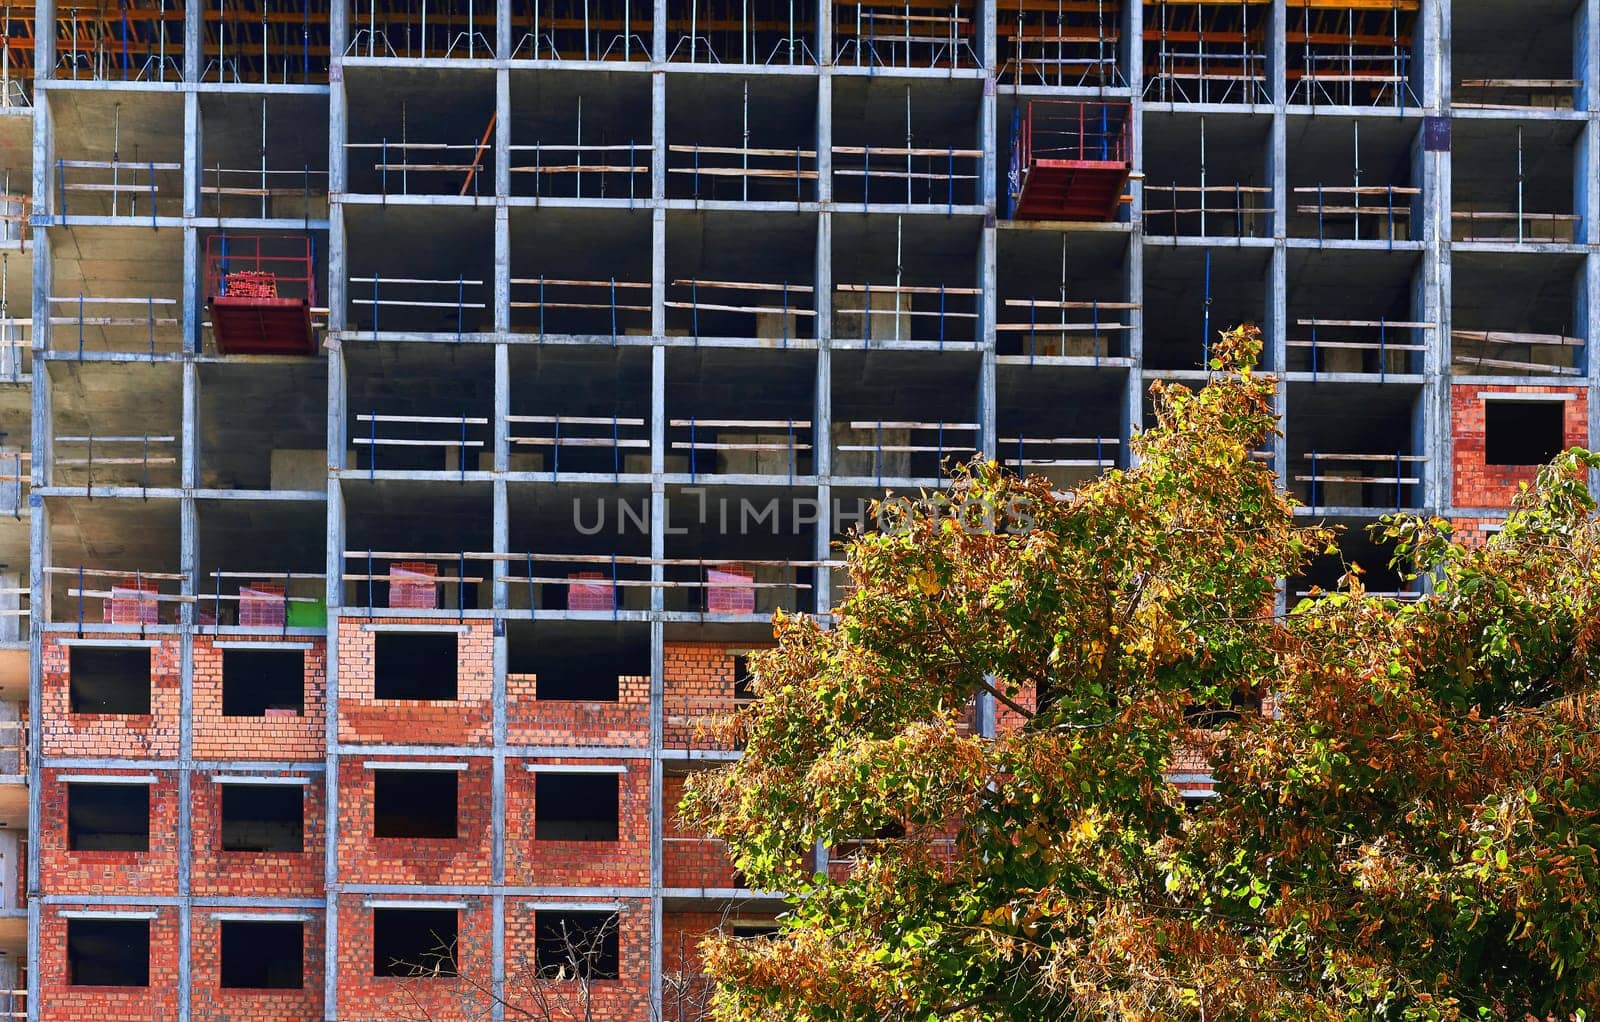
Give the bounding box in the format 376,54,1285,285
1007,100,1131,222
205,234,319,355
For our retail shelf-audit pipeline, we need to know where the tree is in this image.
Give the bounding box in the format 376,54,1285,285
681,325,1600,1022
380,910,724,1022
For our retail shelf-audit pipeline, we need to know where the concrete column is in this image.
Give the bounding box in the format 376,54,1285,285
1124,0,1145,452
184,0,202,83
651,71,666,337
331,0,350,63
34,0,53,81
1267,1,1288,478
1582,1,1600,456
496,69,511,205
1420,0,1452,512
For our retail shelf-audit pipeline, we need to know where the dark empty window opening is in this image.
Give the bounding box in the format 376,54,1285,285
221,784,304,853
374,771,458,839
1485,400,1566,466
69,646,151,715
373,908,459,978
535,773,619,841
536,669,619,702
222,650,305,717
731,920,782,940
69,918,150,986
68,783,150,852
374,632,458,700
732,655,756,704
221,920,303,989
534,911,620,980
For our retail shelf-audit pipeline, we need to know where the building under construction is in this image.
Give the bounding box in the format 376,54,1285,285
0,0,1590,1017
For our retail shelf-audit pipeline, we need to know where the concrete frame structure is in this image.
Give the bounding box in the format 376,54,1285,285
1,0,1598,1018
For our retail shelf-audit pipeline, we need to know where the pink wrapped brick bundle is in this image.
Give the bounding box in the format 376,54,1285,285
706,564,755,614
389,561,439,610
567,571,616,611
104,578,160,624
239,582,287,627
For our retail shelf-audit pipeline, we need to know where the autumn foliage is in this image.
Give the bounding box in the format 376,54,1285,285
682,326,1600,1022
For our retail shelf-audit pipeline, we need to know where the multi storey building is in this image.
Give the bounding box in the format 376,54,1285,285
0,0,1593,1017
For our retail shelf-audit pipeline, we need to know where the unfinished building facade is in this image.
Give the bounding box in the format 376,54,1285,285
3,0,1599,1018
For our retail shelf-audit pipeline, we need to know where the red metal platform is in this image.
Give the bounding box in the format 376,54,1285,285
204,234,318,355
1009,101,1131,222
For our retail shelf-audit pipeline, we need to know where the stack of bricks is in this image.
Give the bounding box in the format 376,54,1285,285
104,578,161,624
223,270,279,298
506,671,649,746
387,562,439,610
1451,384,1587,509
566,571,616,611
705,564,755,614
238,582,287,628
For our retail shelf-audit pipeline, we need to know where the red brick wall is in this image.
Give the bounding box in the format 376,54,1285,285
507,672,649,747
38,906,180,1022
38,767,179,897
1451,385,1588,509
505,758,649,887
189,775,325,898
337,619,493,746
660,910,779,1022
41,636,179,758
664,642,739,750
334,893,492,1022
336,758,493,886
192,636,327,760
502,897,651,1021
189,909,325,1022
662,774,737,889
1449,515,1506,549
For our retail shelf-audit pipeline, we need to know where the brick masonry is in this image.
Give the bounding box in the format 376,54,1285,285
503,896,652,1020
664,641,744,750
192,635,327,761
663,773,738,889
337,617,494,746
505,756,650,887
337,756,494,886
188,909,326,1022
38,767,180,897
189,772,325,898
38,905,181,1022
41,635,179,759
507,670,649,747
1450,384,1588,510
333,892,493,1022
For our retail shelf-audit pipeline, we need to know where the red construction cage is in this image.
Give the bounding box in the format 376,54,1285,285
1007,100,1132,222
204,234,319,355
